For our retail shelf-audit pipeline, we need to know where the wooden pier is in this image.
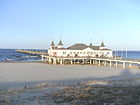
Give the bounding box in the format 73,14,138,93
16,50,140,69
16,50,48,55
42,56,140,68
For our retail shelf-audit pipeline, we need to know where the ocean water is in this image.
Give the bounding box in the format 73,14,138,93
113,51,140,59
0,49,47,62
0,49,140,62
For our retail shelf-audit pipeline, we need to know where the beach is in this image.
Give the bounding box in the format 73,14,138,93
0,63,140,89
1,63,140,105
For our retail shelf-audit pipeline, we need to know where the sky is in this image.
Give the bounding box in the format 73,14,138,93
0,0,140,50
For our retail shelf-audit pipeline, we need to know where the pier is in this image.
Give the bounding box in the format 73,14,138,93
16,50,48,56
42,56,140,69
16,50,140,69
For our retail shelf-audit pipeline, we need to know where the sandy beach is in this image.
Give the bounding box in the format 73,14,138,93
0,63,140,89
1,63,140,105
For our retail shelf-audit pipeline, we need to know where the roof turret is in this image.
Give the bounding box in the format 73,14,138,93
100,41,105,47
89,43,92,46
51,41,55,46
58,40,63,45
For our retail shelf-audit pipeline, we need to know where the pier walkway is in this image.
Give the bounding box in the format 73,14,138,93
16,50,48,55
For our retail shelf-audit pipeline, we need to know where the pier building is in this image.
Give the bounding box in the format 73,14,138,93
48,40,113,58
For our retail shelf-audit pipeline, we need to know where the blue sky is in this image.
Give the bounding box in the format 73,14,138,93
0,0,140,50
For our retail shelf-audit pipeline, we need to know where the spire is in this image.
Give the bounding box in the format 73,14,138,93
51,41,55,46
57,39,64,48
58,35,63,45
58,40,63,45
50,41,55,49
89,38,93,46
89,43,92,46
100,41,105,47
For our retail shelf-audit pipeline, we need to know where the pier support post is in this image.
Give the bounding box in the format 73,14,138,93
63,59,65,65
92,60,95,65
44,57,46,62
123,62,125,68
95,60,97,65
55,58,58,64
129,63,132,68
110,61,112,67
60,59,63,65
82,59,84,65
74,59,75,65
45,57,48,62
116,62,118,67
71,60,73,65
41,55,44,62
104,61,107,66
90,60,92,65
48,57,51,64
53,58,56,65
57,59,59,62
99,60,101,66
46,57,48,62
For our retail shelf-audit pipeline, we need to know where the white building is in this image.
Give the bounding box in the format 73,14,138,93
48,40,113,58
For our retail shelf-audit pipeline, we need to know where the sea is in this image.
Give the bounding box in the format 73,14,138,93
113,51,140,60
0,49,47,62
0,49,140,62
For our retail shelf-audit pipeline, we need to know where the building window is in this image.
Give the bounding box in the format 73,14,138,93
70,52,72,54
107,52,110,54
63,51,66,54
